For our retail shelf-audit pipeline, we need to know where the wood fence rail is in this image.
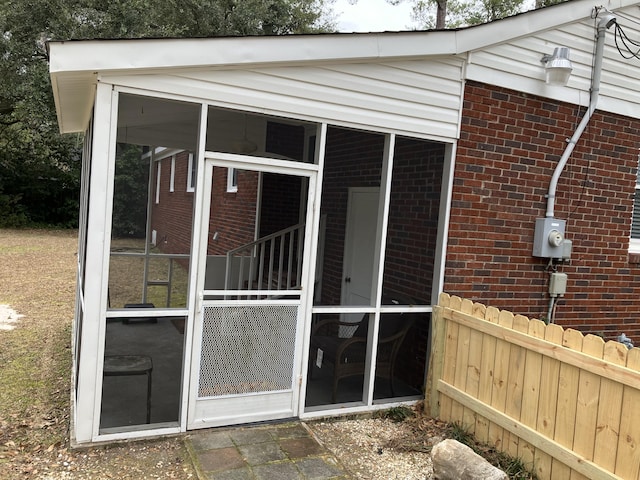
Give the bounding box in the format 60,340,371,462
425,293,640,480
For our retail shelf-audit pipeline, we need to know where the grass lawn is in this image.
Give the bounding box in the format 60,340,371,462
0,229,195,479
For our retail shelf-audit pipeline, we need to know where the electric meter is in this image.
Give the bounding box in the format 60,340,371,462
548,229,563,247
533,218,566,258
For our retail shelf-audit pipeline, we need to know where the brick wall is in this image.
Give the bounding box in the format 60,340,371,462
446,80,640,341
151,151,194,255
383,137,444,306
150,152,259,257
319,127,386,305
260,120,305,237
208,167,258,255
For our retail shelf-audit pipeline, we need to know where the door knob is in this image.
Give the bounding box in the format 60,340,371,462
345,277,351,283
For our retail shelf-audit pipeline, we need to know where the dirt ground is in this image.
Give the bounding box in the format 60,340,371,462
0,229,196,479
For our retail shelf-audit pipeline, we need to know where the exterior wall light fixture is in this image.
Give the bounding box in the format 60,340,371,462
541,47,573,86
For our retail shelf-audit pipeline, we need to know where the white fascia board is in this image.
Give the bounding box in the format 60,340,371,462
49,32,461,76
456,0,640,53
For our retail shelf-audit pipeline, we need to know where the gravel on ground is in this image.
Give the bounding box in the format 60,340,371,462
309,410,450,480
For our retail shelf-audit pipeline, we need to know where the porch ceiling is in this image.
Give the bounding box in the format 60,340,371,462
116,94,200,150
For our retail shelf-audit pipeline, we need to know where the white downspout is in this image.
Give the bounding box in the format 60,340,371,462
545,13,617,218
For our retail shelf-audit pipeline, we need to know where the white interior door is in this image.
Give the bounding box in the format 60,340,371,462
340,187,380,334
187,154,317,429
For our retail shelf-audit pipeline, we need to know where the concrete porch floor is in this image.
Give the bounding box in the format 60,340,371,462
185,421,350,480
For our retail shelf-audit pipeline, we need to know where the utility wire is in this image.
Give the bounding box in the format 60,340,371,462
613,21,640,60
594,5,640,60
567,16,599,223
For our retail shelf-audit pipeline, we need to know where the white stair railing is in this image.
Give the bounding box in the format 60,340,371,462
224,223,305,293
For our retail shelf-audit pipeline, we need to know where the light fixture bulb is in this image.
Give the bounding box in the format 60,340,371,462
543,47,572,86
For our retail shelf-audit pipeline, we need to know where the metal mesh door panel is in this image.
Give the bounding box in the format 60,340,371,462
198,304,298,397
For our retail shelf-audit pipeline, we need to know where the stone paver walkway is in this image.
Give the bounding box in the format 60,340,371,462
186,422,351,480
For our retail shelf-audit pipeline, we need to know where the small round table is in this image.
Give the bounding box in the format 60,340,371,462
103,355,153,424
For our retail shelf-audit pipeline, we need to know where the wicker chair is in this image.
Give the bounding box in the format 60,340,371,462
309,293,415,403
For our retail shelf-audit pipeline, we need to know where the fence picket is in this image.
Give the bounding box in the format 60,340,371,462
439,294,461,422
593,341,628,472
519,318,546,473
464,302,484,435
426,305,446,418
569,334,605,480
551,328,583,478
488,310,513,450
504,314,528,459
535,322,563,480
614,347,640,478
475,305,499,444
455,299,475,430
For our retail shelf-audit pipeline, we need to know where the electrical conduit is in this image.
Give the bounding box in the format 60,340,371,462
545,13,617,218
544,13,616,323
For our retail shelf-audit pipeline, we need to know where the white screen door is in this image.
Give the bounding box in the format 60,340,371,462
187,153,317,429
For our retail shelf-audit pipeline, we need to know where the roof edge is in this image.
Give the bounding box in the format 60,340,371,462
49,0,639,75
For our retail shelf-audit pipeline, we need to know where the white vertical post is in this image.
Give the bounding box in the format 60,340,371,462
363,133,395,405
432,142,456,303
74,82,115,444
183,103,209,429
296,122,327,414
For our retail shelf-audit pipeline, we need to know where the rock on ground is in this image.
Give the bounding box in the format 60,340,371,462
431,439,508,480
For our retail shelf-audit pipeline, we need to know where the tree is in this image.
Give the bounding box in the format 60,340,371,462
0,0,335,227
409,0,525,29
387,0,568,30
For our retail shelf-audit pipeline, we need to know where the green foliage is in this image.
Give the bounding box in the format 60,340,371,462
446,422,538,480
447,421,475,443
381,405,416,422
0,193,28,227
0,0,335,228
111,144,150,238
407,0,568,29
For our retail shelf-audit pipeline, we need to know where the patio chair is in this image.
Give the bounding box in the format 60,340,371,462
309,292,416,403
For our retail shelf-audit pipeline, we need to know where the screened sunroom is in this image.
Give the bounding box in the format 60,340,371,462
49,33,457,445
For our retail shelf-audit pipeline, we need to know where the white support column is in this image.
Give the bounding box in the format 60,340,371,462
425,141,457,391
363,133,395,405
432,141,456,302
295,122,327,415
183,103,209,429
74,82,116,444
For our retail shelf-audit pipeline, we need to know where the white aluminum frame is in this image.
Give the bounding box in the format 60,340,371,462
78,88,207,445
187,150,320,429
299,132,437,418
73,79,456,444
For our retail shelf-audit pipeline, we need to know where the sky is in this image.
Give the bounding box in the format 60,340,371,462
332,0,416,33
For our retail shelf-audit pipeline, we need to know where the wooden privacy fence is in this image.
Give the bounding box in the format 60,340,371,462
425,293,640,480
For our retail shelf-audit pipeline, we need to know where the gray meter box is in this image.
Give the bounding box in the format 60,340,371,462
549,272,568,297
533,218,566,258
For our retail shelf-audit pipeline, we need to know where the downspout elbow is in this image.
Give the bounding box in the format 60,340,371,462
545,14,616,218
